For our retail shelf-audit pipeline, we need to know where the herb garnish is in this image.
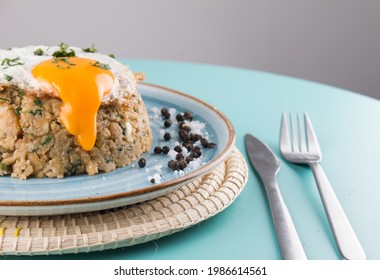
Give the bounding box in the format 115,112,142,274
0,97,10,102
29,109,42,116
52,57,76,66
41,135,53,146
109,54,116,59
82,44,97,53
34,48,44,56
91,61,111,70
0,163,10,172
70,159,82,174
52,42,76,58
15,107,22,115
4,74,13,81
34,99,43,107
17,89,25,97
1,57,24,67
51,57,76,69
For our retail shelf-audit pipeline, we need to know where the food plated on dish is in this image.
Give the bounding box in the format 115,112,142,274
0,44,235,215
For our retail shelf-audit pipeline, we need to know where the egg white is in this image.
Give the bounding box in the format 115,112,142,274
0,45,137,103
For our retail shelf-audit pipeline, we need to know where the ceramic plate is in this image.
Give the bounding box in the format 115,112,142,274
0,83,235,216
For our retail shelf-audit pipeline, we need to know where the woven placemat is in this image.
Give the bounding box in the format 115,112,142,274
0,147,248,255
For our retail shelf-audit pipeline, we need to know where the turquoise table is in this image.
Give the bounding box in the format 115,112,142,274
2,60,380,260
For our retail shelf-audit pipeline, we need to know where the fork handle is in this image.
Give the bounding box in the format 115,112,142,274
309,162,366,260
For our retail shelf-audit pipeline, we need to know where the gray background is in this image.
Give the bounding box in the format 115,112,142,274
1,0,379,100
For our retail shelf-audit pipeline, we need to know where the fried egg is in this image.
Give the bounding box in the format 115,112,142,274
0,44,138,150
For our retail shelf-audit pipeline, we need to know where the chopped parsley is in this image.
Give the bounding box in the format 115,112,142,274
34,99,43,107
109,54,116,59
82,44,97,53
17,89,25,97
51,57,76,69
52,57,76,66
70,159,82,174
4,73,13,81
29,109,42,116
34,48,44,56
15,107,22,115
0,97,10,102
91,61,111,70
1,57,24,67
41,135,53,146
0,163,10,172
52,42,76,58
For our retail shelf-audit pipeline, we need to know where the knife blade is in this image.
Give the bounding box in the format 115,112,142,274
245,134,307,260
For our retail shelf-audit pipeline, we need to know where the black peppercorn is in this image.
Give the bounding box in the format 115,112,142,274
168,160,180,171
174,145,183,153
154,146,162,154
201,138,209,148
192,146,201,152
138,158,146,168
186,155,194,163
161,107,171,119
176,153,185,160
163,132,171,141
179,130,189,141
191,150,202,158
178,159,187,170
162,146,170,154
184,111,193,121
190,133,201,142
164,120,172,128
176,113,184,122
168,160,175,168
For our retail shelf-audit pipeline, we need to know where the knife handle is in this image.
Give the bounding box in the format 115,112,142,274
265,177,307,260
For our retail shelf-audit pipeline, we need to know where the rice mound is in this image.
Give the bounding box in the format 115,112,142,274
0,84,152,179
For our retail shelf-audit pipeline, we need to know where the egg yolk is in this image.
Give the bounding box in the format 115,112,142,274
32,57,114,151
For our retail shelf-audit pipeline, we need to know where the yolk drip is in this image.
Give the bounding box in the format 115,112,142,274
32,57,114,151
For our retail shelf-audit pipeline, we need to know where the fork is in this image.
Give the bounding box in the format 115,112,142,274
280,113,366,260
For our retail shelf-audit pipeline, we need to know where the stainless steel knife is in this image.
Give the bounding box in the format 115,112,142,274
245,134,307,260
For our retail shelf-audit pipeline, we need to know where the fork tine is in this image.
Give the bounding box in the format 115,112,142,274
304,113,322,155
290,113,299,152
298,114,307,152
280,113,292,154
